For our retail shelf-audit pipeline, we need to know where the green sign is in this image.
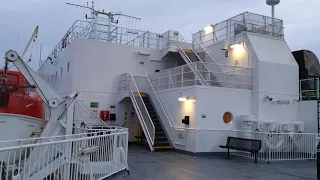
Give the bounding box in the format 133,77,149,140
110,105,116,109
90,102,99,108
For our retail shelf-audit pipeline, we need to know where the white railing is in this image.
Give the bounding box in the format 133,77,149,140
178,46,208,86
192,36,224,73
73,100,107,127
119,73,155,150
0,129,129,180
146,76,173,128
38,18,167,71
300,78,320,100
148,62,252,91
227,130,317,162
193,12,284,48
174,128,317,162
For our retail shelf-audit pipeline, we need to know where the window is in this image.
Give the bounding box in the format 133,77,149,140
55,71,57,81
67,62,70,73
61,67,63,77
223,112,233,124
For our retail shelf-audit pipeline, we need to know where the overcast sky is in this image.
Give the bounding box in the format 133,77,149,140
0,0,319,70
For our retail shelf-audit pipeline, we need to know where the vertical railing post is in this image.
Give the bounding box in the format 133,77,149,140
317,78,319,99
299,80,302,101
182,66,184,87
157,74,159,91
233,66,236,88
168,70,171,89
268,132,271,163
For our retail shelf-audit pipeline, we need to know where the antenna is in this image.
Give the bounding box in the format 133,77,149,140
66,2,141,41
266,0,280,34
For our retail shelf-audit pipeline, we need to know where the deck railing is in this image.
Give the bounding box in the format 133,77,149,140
148,62,252,91
300,78,320,100
173,128,317,162
73,100,107,126
227,130,317,162
193,12,284,48
0,129,129,180
38,19,181,71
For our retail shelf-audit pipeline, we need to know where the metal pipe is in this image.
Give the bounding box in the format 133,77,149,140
272,5,275,34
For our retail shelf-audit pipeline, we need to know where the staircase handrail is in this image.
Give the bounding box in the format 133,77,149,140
178,46,209,86
146,75,173,128
178,33,212,85
74,100,107,126
193,37,225,73
127,73,155,145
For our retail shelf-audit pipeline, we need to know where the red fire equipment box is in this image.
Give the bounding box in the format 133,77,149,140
100,110,110,121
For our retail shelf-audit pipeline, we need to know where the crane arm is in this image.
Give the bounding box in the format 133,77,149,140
5,50,62,107
21,26,39,59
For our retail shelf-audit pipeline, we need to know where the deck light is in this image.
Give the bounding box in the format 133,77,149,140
178,97,189,102
230,43,241,49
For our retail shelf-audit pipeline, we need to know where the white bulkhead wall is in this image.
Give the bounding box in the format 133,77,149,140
38,41,77,96
201,35,250,68
71,39,168,93
246,33,299,122
39,38,171,127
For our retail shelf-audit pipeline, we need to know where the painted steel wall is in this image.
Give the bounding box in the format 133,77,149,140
299,101,318,133
39,41,76,95
71,39,165,93
246,34,299,122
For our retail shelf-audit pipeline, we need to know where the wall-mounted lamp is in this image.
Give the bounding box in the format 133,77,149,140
230,43,241,49
178,97,196,102
182,116,190,125
221,48,229,57
135,52,151,56
178,97,189,102
264,95,273,102
292,99,300,103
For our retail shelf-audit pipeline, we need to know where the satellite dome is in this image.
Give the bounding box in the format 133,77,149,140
266,0,280,6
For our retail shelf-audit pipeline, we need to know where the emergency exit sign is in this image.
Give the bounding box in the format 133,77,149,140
90,102,99,108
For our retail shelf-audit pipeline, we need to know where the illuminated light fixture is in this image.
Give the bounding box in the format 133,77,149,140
178,97,189,102
203,25,214,35
230,43,241,49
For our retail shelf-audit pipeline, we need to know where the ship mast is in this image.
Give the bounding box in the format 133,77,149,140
66,1,141,41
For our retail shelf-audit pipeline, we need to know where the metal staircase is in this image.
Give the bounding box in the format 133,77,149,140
178,47,208,86
179,48,221,86
141,93,172,151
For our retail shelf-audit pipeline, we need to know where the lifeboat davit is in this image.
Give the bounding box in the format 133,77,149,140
0,70,47,142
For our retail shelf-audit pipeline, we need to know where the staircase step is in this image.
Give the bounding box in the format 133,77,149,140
154,146,173,151
155,136,168,141
154,141,171,146
153,122,161,126
155,131,165,136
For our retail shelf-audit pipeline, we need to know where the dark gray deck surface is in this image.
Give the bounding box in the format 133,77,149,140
111,145,316,180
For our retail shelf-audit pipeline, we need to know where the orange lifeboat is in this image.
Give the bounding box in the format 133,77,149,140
0,70,44,119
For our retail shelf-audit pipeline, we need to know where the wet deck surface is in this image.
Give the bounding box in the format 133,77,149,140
111,144,316,180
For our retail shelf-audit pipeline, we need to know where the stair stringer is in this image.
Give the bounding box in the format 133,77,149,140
129,94,155,151
146,94,174,149
178,47,208,86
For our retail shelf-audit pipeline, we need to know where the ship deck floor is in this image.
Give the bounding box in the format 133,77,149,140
110,144,316,180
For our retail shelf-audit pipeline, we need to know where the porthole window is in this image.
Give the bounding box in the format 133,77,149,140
223,112,233,124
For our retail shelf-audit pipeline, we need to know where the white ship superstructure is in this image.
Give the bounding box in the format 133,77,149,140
0,0,319,179
37,2,310,154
